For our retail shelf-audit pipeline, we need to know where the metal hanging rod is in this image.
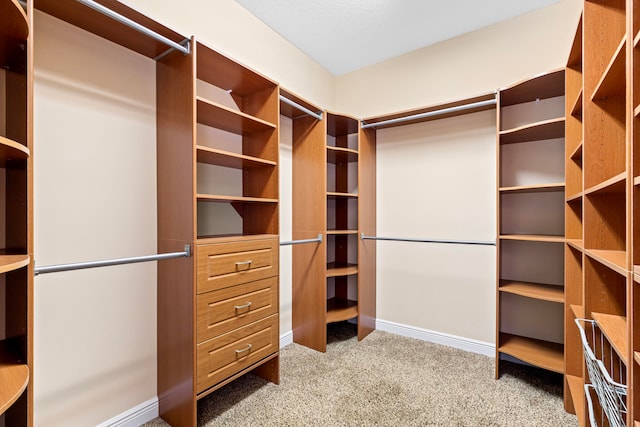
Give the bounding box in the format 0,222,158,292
279,95,323,121
360,234,495,246
35,245,191,275
361,98,497,129
76,0,190,56
280,234,323,246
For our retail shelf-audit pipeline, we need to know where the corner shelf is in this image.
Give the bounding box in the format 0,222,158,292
326,262,358,277
498,280,564,303
327,146,358,163
499,117,565,145
498,333,564,374
196,194,278,204
0,0,28,66
0,255,29,275
0,136,29,166
499,183,565,193
0,363,29,417
499,234,565,243
326,298,358,324
327,192,358,198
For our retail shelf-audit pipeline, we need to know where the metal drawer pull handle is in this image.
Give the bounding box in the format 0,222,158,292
235,260,252,270
234,302,252,312
235,344,252,358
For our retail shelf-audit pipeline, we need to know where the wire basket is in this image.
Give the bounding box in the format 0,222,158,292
575,318,627,427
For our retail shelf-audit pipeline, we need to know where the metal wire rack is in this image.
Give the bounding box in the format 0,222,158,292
575,318,627,427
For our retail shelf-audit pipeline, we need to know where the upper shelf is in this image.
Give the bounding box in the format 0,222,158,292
0,0,28,67
0,255,30,275
500,235,564,243
591,36,626,101
196,97,276,135
327,146,358,164
499,117,565,144
0,136,30,167
327,112,358,137
35,0,187,59
499,69,565,106
196,40,276,97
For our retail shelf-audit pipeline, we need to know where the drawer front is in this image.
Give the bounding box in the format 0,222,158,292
197,238,278,293
196,314,279,393
197,276,278,343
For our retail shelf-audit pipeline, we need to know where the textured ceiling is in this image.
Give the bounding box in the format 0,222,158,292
235,0,563,75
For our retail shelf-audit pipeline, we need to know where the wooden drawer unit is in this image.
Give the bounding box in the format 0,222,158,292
196,314,279,393
197,276,278,343
197,237,279,294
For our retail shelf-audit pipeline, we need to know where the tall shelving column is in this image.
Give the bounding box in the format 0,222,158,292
496,70,566,379
564,12,585,423
0,0,32,425
631,0,640,424
157,40,280,426
583,0,629,425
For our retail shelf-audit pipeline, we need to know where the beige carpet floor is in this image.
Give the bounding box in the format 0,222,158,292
143,322,579,426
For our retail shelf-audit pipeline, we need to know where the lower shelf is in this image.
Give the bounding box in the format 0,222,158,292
566,374,584,426
0,363,29,416
326,298,357,324
498,333,564,374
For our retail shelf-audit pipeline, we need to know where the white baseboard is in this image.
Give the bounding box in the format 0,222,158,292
375,319,495,357
97,397,158,427
280,330,293,348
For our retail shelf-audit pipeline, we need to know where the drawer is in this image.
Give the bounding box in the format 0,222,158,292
197,237,278,293
197,276,278,343
196,314,279,394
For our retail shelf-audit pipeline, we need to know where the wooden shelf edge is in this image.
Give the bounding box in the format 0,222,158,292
499,234,564,243
498,280,564,303
591,36,626,101
584,172,626,195
568,140,583,161
634,351,640,366
590,312,627,365
0,136,30,161
570,304,584,319
0,363,29,416
196,234,278,245
0,255,30,275
570,89,583,117
326,230,358,235
326,298,358,324
634,175,640,186
327,192,358,198
584,249,628,277
196,145,276,168
566,239,584,252
499,182,565,193
566,192,583,203
196,194,278,203
498,333,564,374
326,263,358,277
499,117,565,138
635,103,640,118
196,96,277,131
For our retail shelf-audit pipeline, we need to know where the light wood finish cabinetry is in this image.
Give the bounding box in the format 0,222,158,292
496,70,566,378
157,39,280,425
286,91,376,352
1,0,32,425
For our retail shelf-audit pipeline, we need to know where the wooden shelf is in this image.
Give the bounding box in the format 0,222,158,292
635,103,640,118
569,140,583,162
498,280,564,303
0,0,28,67
591,36,626,101
635,351,640,365
326,262,358,277
326,230,359,235
634,175,640,186
0,362,29,417
566,239,584,251
326,298,358,324
585,249,628,277
566,375,585,427
196,146,276,169
570,89,583,118
327,192,358,198
0,255,29,275
566,192,583,202
327,146,358,164
584,172,626,195
635,29,640,48
634,265,640,283
571,304,585,319
196,96,276,135
196,194,278,204
499,182,565,194
0,136,30,167
196,234,278,245
499,234,565,243
498,333,564,374
499,117,565,145
500,70,565,106
591,312,628,365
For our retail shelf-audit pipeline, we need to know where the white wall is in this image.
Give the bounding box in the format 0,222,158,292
376,111,497,343
33,11,157,427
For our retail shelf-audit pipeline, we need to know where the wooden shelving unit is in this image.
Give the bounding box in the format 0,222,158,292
156,36,281,425
633,0,640,424
0,0,32,425
288,93,376,353
496,69,566,381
